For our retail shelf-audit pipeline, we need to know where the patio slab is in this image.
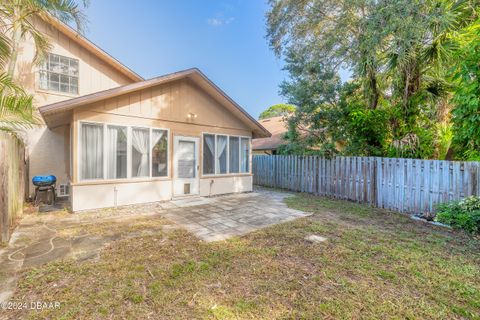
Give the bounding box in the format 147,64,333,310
162,189,311,242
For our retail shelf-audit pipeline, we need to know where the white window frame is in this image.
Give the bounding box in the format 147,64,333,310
78,121,105,181
77,121,170,182
201,132,251,177
39,53,79,95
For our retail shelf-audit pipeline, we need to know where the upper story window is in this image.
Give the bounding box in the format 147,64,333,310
39,53,79,95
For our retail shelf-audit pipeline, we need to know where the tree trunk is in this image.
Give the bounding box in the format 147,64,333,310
369,70,379,109
7,20,22,79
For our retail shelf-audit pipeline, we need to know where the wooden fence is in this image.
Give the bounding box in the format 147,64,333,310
253,155,480,216
0,132,26,242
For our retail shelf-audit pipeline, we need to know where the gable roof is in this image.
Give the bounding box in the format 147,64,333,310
39,68,271,139
43,16,143,82
252,116,288,151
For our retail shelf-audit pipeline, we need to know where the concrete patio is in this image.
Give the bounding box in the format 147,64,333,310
0,188,310,303
165,189,309,241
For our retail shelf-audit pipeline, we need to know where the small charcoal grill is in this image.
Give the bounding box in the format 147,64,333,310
32,175,57,206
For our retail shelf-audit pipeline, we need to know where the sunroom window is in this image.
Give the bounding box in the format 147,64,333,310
240,137,250,173
203,134,215,174
202,134,250,175
131,128,150,178
216,135,228,174
229,136,239,173
39,53,79,94
152,129,168,177
106,125,127,179
80,123,103,180
79,122,169,181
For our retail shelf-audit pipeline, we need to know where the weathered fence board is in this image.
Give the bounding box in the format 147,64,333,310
0,132,26,242
252,155,480,216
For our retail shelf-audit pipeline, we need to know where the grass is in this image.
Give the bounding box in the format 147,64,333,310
5,194,480,319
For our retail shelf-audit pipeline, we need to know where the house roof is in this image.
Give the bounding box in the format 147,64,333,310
44,16,143,82
39,68,271,139
252,116,288,151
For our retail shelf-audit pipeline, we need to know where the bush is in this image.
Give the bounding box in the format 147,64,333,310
435,196,480,234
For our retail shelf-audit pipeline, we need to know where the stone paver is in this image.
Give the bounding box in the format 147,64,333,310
0,187,310,303
162,188,310,242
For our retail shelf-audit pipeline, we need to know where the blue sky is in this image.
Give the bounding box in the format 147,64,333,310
83,0,287,119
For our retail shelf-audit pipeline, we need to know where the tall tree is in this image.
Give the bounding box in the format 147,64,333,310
451,19,480,160
259,103,296,120
267,0,479,159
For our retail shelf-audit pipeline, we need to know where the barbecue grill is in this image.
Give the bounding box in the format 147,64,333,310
32,175,57,205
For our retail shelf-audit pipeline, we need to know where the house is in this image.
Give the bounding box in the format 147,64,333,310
252,116,288,155
13,16,270,211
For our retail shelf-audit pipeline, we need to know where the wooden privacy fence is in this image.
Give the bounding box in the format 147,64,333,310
252,155,480,216
0,132,26,242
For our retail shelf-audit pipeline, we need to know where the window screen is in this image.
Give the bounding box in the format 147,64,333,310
106,125,127,179
81,123,103,180
152,129,168,177
131,128,150,177
229,136,239,173
216,135,228,174
203,134,215,174
240,137,250,173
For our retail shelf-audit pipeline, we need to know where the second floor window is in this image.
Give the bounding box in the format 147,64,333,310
39,53,79,94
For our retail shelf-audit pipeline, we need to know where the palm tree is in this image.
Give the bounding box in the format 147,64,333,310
0,0,88,133
0,20,36,133
1,0,88,77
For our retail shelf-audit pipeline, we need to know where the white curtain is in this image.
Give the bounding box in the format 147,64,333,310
203,134,215,174
107,127,118,179
216,135,227,174
81,123,103,179
132,128,150,177
205,135,214,156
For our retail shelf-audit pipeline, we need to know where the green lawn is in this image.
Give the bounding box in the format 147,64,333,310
7,194,480,319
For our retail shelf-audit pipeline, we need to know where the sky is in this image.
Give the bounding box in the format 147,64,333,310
82,0,287,119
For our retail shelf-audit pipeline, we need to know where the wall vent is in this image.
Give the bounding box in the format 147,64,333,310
58,184,70,197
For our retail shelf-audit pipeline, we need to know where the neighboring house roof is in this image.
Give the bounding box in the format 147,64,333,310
252,116,288,151
44,16,143,82
39,68,271,139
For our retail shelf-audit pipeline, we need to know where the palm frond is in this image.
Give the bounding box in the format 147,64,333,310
0,33,11,70
34,0,88,33
0,72,39,132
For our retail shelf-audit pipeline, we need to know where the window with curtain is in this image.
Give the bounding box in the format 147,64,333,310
229,136,239,173
203,134,215,174
240,137,250,173
81,123,103,180
152,129,168,177
131,128,150,177
216,135,228,174
106,125,127,179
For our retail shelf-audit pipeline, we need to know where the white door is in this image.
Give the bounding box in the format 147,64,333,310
173,136,199,197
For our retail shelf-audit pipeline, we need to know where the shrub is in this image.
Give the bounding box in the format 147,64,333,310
435,196,480,234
